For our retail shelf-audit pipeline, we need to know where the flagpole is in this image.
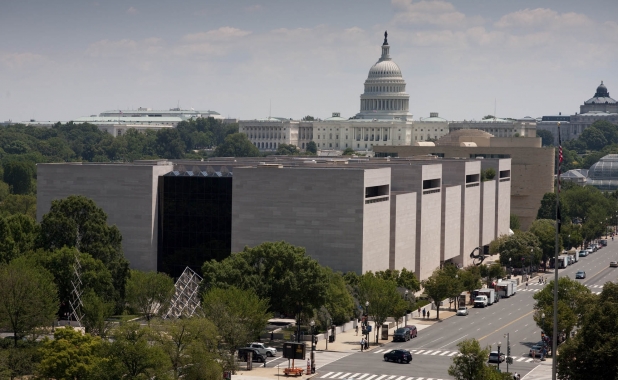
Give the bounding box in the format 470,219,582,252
552,122,561,380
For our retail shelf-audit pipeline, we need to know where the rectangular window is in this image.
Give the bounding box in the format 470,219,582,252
423,178,441,190
365,185,389,198
500,170,511,178
466,174,480,183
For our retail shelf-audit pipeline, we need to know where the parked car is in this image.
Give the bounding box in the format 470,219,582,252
529,342,545,357
393,327,411,342
456,306,469,316
238,347,267,362
404,325,418,338
575,270,586,279
383,349,412,363
578,250,588,257
488,351,505,363
610,261,618,268
248,342,277,357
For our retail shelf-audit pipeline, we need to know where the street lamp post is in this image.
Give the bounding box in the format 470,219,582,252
530,248,534,277
365,301,370,344
310,320,316,374
504,333,510,373
404,290,409,325
541,312,546,360
509,257,512,276
497,341,502,372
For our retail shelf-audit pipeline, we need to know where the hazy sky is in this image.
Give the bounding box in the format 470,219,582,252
1,0,617,122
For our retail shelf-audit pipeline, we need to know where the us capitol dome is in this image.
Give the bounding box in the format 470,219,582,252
355,31,412,121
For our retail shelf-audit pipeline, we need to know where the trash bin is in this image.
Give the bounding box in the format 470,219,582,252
329,335,334,343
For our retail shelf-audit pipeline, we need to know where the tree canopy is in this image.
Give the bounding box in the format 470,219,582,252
125,270,175,324
214,133,260,157
201,241,329,316
0,259,58,346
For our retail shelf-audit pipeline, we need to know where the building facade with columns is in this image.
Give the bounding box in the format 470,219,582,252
240,33,417,152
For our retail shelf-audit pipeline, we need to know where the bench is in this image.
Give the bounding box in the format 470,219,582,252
284,367,304,376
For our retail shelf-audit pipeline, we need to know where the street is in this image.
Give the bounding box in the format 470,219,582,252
315,239,618,379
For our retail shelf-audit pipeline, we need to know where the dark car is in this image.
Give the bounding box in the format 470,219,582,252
393,327,411,342
488,351,505,363
238,347,267,363
529,342,545,357
575,271,586,279
404,325,418,338
383,349,412,363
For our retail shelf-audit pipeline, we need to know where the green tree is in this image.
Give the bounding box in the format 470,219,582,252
460,266,482,304
374,268,421,292
0,194,37,219
342,147,355,156
557,282,618,379
30,247,115,320
323,269,356,325
529,219,562,266
480,168,496,181
422,268,457,320
306,141,317,154
301,116,315,121
493,231,541,270
155,128,186,159
357,273,403,343
214,133,260,157
37,195,129,311
99,322,170,380
0,259,58,346
536,192,557,220
533,277,592,340
151,318,221,380
2,161,34,195
201,241,329,317
275,144,300,155
81,289,115,338
581,125,608,150
201,287,271,368
537,129,554,146
37,327,103,380
125,270,175,324
509,213,521,230
448,338,505,380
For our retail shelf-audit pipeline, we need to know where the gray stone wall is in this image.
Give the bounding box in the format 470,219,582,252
416,164,442,280
232,166,391,274
390,192,416,271
480,180,496,246
441,185,461,262
36,162,173,272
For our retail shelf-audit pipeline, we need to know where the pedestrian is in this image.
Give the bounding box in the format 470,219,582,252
360,337,364,352
422,309,426,319
365,339,369,350
526,281,528,289
417,307,421,317
427,311,430,319
355,325,358,336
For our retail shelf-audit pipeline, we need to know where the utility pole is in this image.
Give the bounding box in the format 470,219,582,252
504,333,511,373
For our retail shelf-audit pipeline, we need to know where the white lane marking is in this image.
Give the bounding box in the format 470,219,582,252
320,372,334,378
448,352,458,356
356,374,369,379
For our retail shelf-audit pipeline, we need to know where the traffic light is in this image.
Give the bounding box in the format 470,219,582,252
506,357,513,364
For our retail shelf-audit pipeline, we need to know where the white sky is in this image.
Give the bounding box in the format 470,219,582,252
1,0,617,122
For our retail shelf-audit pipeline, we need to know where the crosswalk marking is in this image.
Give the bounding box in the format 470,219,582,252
319,372,452,380
375,349,386,354
415,350,426,354
337,373,352,379
365,375,377,380
356,374,369,379
347,375,360,379
394,376,407,380
440,351,449,355
448,352,458,356
430,351,441,355
328,373,341,378
374,375,387,380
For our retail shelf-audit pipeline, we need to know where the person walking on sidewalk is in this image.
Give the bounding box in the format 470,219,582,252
427,310,431,319
422,309,426,319
360,337,365,352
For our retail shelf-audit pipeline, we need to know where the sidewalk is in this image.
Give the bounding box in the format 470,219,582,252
233,308,457,380
521,360,553,380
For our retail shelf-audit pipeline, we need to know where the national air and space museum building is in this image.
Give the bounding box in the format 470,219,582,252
36,33,523,281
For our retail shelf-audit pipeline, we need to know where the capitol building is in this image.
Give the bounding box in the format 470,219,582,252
240,32,434,152
239,32,533,153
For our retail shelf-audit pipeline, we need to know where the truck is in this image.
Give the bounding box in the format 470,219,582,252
474,295,488,308
496,281,515,298
477,288,496,305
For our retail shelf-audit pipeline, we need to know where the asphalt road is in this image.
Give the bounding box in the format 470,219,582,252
316,239,618,379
